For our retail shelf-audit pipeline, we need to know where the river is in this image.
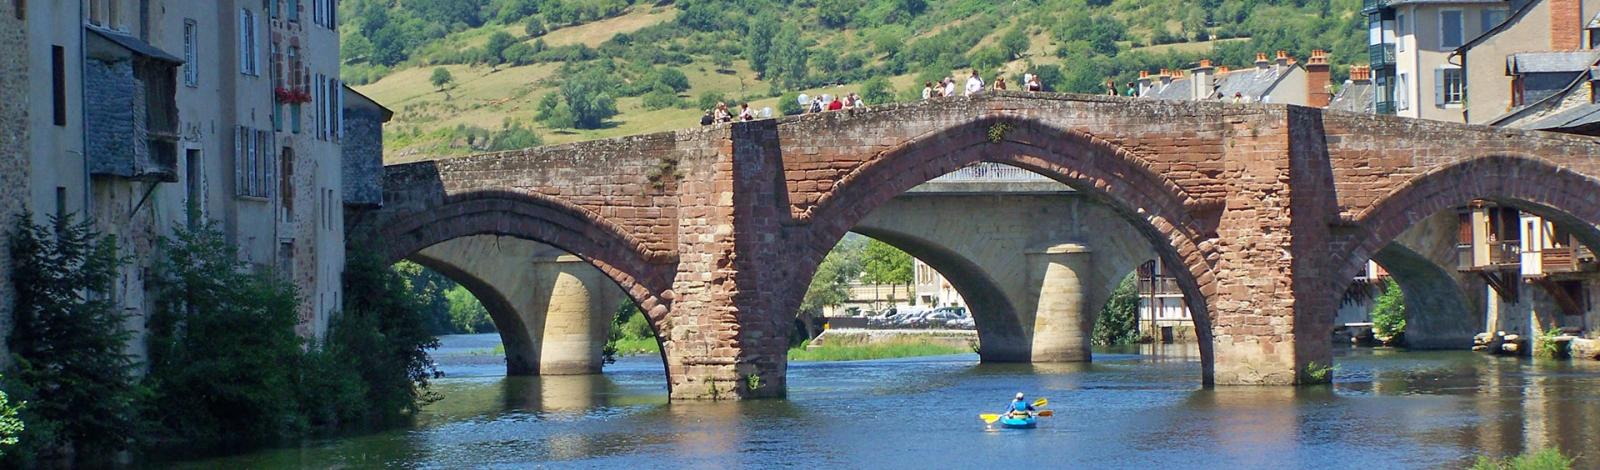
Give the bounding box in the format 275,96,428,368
169,333,1600,468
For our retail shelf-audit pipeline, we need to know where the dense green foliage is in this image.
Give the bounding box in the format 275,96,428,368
799,236,867,317
445,285,494,333
788,338,971,361
1093,273,1142,346
604,299,659,363
3,214,140,466
860,239,913,288
0,379,21,456
1472,448,1575,470
143,226,439,452
1371,278,1406,342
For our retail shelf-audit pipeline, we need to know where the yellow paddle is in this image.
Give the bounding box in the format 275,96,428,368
1033,398,1048,408
980,413,1002,424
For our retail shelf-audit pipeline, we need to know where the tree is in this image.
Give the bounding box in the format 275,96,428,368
559,67,619,128
800,241,865,315
484,31,517,66
654,67,691,93
771,24,810,89
1371,278,1406,343
1000,25,1030,60
1092,273,1141,346
745,15,778,77
446,286,493,333
0,380,21,456
524,15,547,38
861,77,895,105
860,239,912,286
535,92,576,128
779,92,803,116
430,67,454,90
4,213,138,466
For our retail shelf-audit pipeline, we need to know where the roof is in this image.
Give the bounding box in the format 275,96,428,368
86,26,182,64
1328,80,1375,113
342,85,394,122
1386,0,1509,5
1508,51,1600,74
1213,64,1299,102
1141,77,1193,101
1490,68,1600,132
1590,11,1600,28
1525,102,1600,130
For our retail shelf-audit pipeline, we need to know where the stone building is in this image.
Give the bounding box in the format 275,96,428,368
1454,0,1600,124
0,0,367,359
1364,0,1518,119
0,0,32,360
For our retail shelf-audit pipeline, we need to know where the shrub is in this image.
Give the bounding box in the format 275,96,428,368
642,83,686,110
1371,278,1406,343
430,67,453,90
334,250,442,427
524,16,546,38
1092,273,1141,346
696,90,727,112
861,77,895,105
1472,448,1575,470
144,223,308,446
446,285,493,333
778,92,803,116
3,213,139,466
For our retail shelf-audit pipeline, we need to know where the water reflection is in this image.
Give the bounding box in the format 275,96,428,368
165,335,1600,468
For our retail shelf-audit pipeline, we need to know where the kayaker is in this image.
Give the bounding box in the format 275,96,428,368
1006,392,1036,417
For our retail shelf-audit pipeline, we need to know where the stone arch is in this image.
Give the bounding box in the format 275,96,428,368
1334,155,1600,294
374,190,672,328
848,227,1028,361
795,117,1220,383
1368,243,1480,349
406,250,540,375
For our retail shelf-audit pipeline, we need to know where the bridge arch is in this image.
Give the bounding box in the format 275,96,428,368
1335,155,1600,293
793,117,1220,383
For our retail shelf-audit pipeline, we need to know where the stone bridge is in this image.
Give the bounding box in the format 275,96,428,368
351,91,1600,400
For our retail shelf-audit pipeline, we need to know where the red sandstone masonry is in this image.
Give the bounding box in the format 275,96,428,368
353,92,1600,399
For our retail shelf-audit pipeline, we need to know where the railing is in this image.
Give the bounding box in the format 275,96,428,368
1489,241,1521,267
1368,43,1396,67
1362,0,1387,13
1138,277,1183,296
1375,100,1397,115
927,162,1052,183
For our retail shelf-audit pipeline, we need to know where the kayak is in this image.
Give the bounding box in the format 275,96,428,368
998,414,1037,429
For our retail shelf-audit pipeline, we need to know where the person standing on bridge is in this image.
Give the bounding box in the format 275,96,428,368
923,82,934,100
964,69,984,96
943,77,957,98
993,76,1007,91
714,102,733,123
738,103,755,121
700,109,714,126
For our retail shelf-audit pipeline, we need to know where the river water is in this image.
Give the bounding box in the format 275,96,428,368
171,334,1600,469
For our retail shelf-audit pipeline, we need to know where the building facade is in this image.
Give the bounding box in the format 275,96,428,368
1456,0,1599,123
0,0,365,358
1135,50,1332,107
1365,0,1515,119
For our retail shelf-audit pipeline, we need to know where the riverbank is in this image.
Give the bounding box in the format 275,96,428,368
789,336,973,361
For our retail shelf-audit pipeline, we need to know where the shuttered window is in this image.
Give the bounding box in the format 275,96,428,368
238,8,258,76
235,127,275,198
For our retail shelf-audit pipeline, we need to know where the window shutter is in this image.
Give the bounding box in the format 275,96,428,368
336,79,345,140
265,132,277,200
235,126,245,195
1434,69,1444,107
238,10,247,74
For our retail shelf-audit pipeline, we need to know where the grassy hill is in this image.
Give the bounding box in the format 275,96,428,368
341,0,1367,163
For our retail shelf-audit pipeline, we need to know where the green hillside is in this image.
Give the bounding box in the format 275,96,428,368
339,0,1367,163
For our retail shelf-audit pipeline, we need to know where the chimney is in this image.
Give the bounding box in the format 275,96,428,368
1350,65,1371,83
1137,70,1153,95
1306,50,1332,108
1191,59,1216,101
1552,0,1582,50
1218,65,1231,74
1255,52,1271,70
1159,68,1174,86
1275,50,1290,68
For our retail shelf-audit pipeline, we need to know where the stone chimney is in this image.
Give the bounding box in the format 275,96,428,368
1552,0,1582,50
1255,52,1271,70
1306,50,1332,108
1137,70,1153,95
1275,50,1290,68
1191,59,1216,101
1159,68,1174,86
1350,65,1371,83
1218,65,1231,74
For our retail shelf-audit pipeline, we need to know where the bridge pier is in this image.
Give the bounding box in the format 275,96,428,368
412,236,621,376
1026,243,1095,362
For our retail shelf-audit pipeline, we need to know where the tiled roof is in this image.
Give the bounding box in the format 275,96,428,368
87,26,183,64
1328,81,1375,114
1526,102,1600,130
1213,65,1293,102
1508,51,1600,74
1142,78,1193,101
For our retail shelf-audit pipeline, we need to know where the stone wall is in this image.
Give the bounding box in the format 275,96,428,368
0,0,30,362
84,59,149,177
341,108,383,207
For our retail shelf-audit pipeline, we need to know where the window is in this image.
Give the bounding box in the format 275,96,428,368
235,127,275,198
1436,67,1464,106
1440,10,1464,48
13,0,24,20
238,8,258,76
288,0,299,22
183,20,198,87
1482,9,1508,35
51,45,65,126
185,149,203,227
1396,13,1407,51
280,147,294,221
1396,72,1410,110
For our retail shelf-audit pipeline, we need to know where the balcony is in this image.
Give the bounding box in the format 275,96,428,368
1368,44,1396,67
1375,100,1397,114
1138,277,1183,297
1460,241,1522,271
1362,0,1387,13
1538,245,1596,274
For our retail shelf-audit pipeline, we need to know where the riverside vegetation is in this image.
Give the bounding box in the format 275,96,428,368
1,215,441,466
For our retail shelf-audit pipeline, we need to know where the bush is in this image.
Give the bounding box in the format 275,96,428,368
446,285,494,333
696,90,727,112
430,67,453,90
145,223,309,446
334,250,442,427
3,213,139,466
1092,273,1141,346
488,121,543,151
1472,448,1575,470
779,92,803,116
642,83,686,110
1371,278,1406,343
524,16,546,38
861,77,895,105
